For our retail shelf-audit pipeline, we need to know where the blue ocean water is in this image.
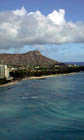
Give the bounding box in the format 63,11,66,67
65,62,84,66
0,73,84,140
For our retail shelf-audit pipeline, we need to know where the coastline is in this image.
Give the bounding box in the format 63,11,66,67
0,72,79,87
0,80,19,88
25,72,78,80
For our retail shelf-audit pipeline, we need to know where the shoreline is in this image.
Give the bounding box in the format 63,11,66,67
27,72,78,80
0,72,80,87
0,80,19,87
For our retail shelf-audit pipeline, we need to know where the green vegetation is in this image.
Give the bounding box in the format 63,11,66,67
10,65,84,80
0,64,84,85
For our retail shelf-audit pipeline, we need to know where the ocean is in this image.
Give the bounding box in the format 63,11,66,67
64,62,84,66
0,73,84,140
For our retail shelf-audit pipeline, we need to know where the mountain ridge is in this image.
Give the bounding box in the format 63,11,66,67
0,50,60,66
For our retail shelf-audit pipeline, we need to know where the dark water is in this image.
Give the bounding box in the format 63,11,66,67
0,73,84,140
65,62,84,66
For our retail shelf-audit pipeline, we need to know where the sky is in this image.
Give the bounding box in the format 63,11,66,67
0,0,84,62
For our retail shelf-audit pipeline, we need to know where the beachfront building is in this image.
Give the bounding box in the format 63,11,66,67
0,65,9,79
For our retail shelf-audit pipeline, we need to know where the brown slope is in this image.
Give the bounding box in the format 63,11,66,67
0,50,60,66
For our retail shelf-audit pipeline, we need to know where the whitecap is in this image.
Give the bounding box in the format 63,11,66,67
31,96,38,99
21,96,27,99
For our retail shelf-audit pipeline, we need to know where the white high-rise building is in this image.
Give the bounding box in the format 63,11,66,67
0,65,9,79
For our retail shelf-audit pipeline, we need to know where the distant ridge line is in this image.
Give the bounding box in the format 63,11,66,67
0,50,60,66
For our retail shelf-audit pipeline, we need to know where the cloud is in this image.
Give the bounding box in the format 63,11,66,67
12,6,27,16
0,6,84,50
48,9,65,25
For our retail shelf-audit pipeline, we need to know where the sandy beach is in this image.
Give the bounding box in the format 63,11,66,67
0,72,78,87
0,80,19,87
23,72,78,80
